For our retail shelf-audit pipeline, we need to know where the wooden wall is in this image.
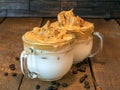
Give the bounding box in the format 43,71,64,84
0,0,120,18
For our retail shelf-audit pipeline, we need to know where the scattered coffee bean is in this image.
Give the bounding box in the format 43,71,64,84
48,86,54,89
75,62,82,67
51,81,57,85
4,72,8,76
84,81,89,85
80,76,86,83
41,57,47,59
83,58,89,64
46,86,57,90
10,67,15,70
72,69,77,74
35,84,40,89
56,82,60,87
78,66,86,72
84,74,88,78
77,68,81,71
15,57,19,61
84,84,90,89
9,64,15,68
51,81,60,87
57,57,60,60
61,83,68,87
12,72,17,76
9,64,15,70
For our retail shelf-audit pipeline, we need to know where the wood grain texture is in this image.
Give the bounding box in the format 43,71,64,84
0,2,29,9
86,19,120,90
30,0,60,10
0,10,7,17
29,0,60,17
0,18,42,90
61,0,77,10
0,0,29,2
0,0,119,18
0,18,5,23
116,19,120,25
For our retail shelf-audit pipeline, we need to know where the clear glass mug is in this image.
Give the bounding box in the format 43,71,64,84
20,37,74,81
73,32,103,64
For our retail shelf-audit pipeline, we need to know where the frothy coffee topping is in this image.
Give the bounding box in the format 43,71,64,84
23,9,94,44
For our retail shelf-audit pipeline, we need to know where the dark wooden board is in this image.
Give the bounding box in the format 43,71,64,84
0,0,28,2
0,0,120,18
0,2,29,9
86,19,120,90
30,0,60,10
0,18,42,90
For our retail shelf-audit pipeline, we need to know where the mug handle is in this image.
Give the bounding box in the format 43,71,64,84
20,49,37,79
89,32,103,57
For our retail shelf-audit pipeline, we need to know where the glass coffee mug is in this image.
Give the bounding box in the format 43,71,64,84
20,37,74,81
73,32,103,64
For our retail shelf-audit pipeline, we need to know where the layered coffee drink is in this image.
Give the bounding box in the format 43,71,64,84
21,10,76,81
46,9,94,63
51,9,102,64
20,9,102,81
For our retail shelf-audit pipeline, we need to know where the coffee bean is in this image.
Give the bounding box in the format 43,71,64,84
15,57,19,61
56,82,60,87
83,58,89,64
10,67,15,70
4,72,8,76
80,76,86,83
12,72,17,76
57,57,60,60
46,86,57,90
35,84,40,89
51,81,60,87
78,66,86,72
84,84,90,89
75,62,82,67
49,86,54,89
77,68,81,71
72,69,77,74
61,83,68,87
9,64,15,70
9,64,15,68
51,81,57,85
84,74,88,78
41,57,47,59
84,81,89,85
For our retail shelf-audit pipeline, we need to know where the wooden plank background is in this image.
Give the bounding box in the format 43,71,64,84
0,18,42,90
86,19,120,90
0,0,120,18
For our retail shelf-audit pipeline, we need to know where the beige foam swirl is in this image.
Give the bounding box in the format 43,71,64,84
22,9,94,50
